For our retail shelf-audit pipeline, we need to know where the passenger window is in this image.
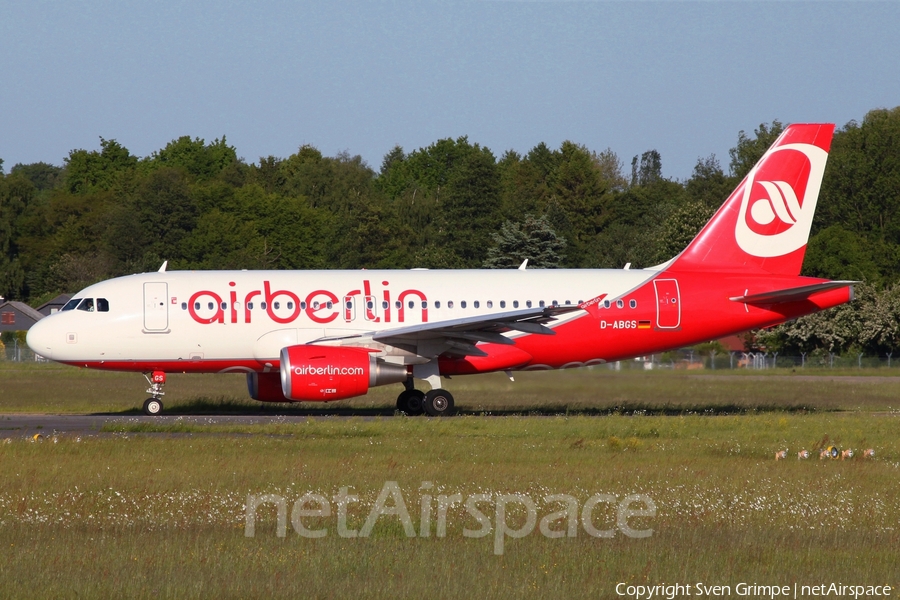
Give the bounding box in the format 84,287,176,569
421,301,427,308
248,302,254,310
261,302,267,310
367,301,373,309
539,300,545,308
474,300,480,309
616,300,624,309
221,302,227,310
346,301,352,309
487,300,493,308
326,302,333,309
603,300,610,309
208,302,214,310
461,301,467,309
287,302,294,310
513,300,519,308
500,301,506,308
395,301,401,309
435,301,441,309
526,300,532,308
77,298,94,312
630,299,637,309
408,301,414,309
448,301,455,308
275,302,282,309
300,302,307,309
382,301,388,309
311,301,318,310
181,302,187,310
195,302,201,310
97,298,109,312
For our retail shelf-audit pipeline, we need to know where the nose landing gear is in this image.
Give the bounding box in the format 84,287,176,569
142,371,166,416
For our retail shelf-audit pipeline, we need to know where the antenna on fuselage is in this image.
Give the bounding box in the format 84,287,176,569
518,259,528,271
158,261,168,273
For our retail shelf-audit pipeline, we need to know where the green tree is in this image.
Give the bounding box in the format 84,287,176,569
655,200,716,261
10,162,64,191
64,138,138,194
630,150,662,186
685,154,731,209
0,172,34,298
482,215,566,269
248,156,283,194
146,136,239,181
803,224,884,283
728,120,784,179
132,168,197,265
381,137,502,268
816,107,900,283
548,141,613,266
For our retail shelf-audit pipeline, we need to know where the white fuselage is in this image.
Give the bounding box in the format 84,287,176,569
26,268,655,371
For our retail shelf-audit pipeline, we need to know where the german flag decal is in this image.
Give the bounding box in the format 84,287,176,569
638,320,651,329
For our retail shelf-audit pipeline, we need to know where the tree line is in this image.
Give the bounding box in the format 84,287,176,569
1,106,899,355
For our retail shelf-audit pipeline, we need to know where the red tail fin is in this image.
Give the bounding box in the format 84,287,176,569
669,123,835,276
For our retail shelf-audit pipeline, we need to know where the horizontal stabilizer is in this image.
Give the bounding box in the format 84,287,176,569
729,281,856,305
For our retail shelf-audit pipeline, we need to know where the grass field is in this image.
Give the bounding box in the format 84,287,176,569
2,364,900,598
4,361,900,415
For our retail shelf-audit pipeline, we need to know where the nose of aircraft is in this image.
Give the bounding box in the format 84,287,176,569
26,317,54,359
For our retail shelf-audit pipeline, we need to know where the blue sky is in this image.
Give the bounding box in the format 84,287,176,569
1,1,898,181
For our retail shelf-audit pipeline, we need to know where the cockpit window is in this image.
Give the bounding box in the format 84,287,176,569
97,298,109,312
62,298,81,311
77,298,95,312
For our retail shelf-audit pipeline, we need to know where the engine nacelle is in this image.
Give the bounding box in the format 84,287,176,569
247,372,289,402
279,345,408,401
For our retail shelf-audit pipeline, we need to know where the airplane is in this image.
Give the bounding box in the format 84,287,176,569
26,123,854,417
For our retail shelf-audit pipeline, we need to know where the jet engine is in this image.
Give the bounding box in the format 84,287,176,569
279,345,408,401
246,371,289,402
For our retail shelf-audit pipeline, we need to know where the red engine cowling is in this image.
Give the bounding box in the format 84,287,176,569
279,345,407,401
247,372,289,402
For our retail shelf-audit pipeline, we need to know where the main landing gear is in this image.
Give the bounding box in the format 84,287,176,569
142,371,166,416
396,378,455,417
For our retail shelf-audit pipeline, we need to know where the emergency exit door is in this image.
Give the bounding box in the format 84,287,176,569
653,279,681,329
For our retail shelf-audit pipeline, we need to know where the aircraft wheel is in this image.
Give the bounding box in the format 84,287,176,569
143,397,163,416
397,390,425,416
424,389,455,417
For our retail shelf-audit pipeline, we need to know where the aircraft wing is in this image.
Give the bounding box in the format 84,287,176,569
311,304,584,358
729,281,856,305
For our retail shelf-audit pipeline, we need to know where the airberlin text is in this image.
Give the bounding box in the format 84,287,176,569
244,481,656,555
293,365,365,377
186,279,427,325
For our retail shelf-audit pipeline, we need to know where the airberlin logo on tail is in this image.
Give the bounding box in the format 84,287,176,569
735,142,828,258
